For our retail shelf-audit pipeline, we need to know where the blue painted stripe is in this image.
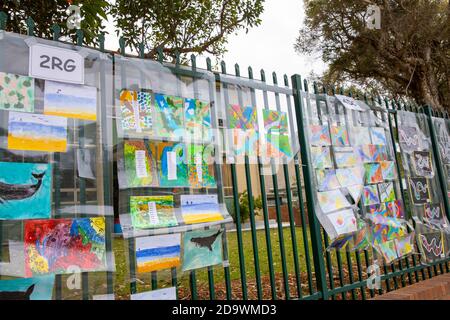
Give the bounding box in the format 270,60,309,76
136,245,180,259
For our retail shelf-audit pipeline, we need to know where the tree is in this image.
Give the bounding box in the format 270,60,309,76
295,0,450,110
110,0,264,59
0,0,109,45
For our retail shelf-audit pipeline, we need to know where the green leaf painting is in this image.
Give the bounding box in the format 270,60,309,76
0,72,35,113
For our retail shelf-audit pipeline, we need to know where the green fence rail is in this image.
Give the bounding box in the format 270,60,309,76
0,13,449,300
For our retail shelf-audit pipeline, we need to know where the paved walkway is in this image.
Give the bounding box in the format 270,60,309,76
371,273,450,300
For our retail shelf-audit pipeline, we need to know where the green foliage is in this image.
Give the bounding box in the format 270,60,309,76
231,190,263,224
110,0,264,59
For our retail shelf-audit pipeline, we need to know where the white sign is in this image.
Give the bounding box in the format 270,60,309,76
29,43,84,84
135,150,148,178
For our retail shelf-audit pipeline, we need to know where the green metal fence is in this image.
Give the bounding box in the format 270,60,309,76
0,13,450,300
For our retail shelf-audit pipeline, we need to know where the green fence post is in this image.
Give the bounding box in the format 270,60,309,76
291,74,329,300
0,11,7,30
26,17,35,36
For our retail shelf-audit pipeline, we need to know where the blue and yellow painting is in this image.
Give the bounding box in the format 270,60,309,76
0,162,52,219
0,275,54,300
182,227,223,271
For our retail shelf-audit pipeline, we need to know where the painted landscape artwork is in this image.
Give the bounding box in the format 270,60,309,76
154,94,184,138
0,72,35,113
0,275,54,300
119,90,153,135
157,141,189,187
130,195,177,229
44,80,97,121
24,217,106,276
0,162,52,220
135,234,181,273
182,228,223,271
8,112,67,152
122,140,158,188
180,194,223,224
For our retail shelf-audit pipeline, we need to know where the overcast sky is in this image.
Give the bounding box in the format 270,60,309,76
103,0,327,80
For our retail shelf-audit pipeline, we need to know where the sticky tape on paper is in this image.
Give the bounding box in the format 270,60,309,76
222,260,230,268
24,37,38,46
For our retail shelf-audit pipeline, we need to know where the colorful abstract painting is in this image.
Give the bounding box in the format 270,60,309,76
375,240,398,263
327,209,357,236
44,80,97,121
364,163,383,184
371,222,406,244
386,200,405,219
412,151,434,178
418,232,445,263
231,129,260,157
423,203,448,229
187,144,216,187
184,98,211,140
180,194,223,224
8,112,67,152
228,104,258,130
381,161,395,180
0,162,52,220
346,185,364,203
408,177,429,205
121,140,158,188
394,234,414,258
336,167,364,187
368,203,388,217
378,182,396,203
157,141,189,187
24,217,106,276
0,275,54,300
130,195,177,229
153,94,184,138
182,227,223,271
362,185,380,206
311,146,332,169
0,72,35,113
355,145,373,163
370,127,387,145
316,169,340,191
334,149,359,168
350,127,370,146
372,145,388,162
309,125,331,146
262,109,288,134
398,126,420,153
265,134,292,158
119,90,153,135
330,126,350,147
317,190,351,214
135,234,181,273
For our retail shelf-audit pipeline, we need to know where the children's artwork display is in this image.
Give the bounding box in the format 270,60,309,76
336,167,364,188
135,234,181,273
187,144,216,188
408,177,429,205
184,98,211,140
330,126,349,147
418,232,445,263
327,209,357,235
412,151,434,178
157,141,189,187
8,112,67,152
350,127,370,145
180,194,223,224
0,162,52,220
364,163,383,184
262,109,288,134
228,104,258,130
265,134,292,158
153,94,184,139
317,190,351,214
311,146,332,169
182,227,223,271
0,275,55,300
309,125,331,146
362,185,380,206
120,140,158,188
334,148,359,167
0,72,35,113
378,182,396,203
24,217,106,276
316,169,340,191
130,287,177,300
423,203,448,229
380,161,395,180
130,195,177,229
231,128,260,157
44,80,97,121
119,90,153,135
398,126,420,153
370,127,387,145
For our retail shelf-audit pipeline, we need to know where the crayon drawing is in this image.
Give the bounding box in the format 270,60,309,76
309,125,331,146
119,90,153,135
378,182,396,203
355,145,373,163
317,190,351,214
24,217,106,276
398,126,420,153
157,141,189,187
372,145,388,162
412,151,434,178
311,146,332,169
375,240,398,263
228,104,258,130
180,194,223,224
327,209,357,236
0,275,54,300
316,169,340,191
362,185,380,206
154,94,184,138
419,232,445,263
336,167,364,187
44,80,97,121
423,203,447,229
0,162,52,220
187,144,216,188
347,185,363,203
386,200,405,219
8,112,67,152
370,127,387,145
182,227,223,271
364,163,383,184
408,177,429,204
350,127,370,145
0,72,35,113
135,234,181,273
394,234,414,258
121,140,158,188
262,109,288,134
231,129,260,157
265,134,292,158
184,98,211,141
130,195,177,229
334,149,359,168
381,161,395,180
330,126,350,147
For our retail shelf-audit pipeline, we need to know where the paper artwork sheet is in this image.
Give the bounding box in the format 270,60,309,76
412,151,434,178
355,145,373,163
386,200,405,219
378,182,396,203
398,126,420,153
408,177,430,205
309,125,331,146
317,189,351,214
423,203,448,229
135,234,181,273
346,185,364,203
350,127,371,146
418,232,445,263
311,146,332,169
231,129,260,157
153,93,184,138
130,195,177,229
265,134,292,158
375,240,398,263
362,185,380,206
228,104,258,130
316,169,340,191
184,98,211,140
370,127,387,145
335,167,364,187
187,144,216,188
394,234,414,258
327,209,357,236
0,275,54,300
77,148,96,180
119,90,153,135
372,145,388,162
262,109,288,134
121,140,158,188
8,112,67,153
157,141,189,187
364,163,383,184
330,126,350,147
334,149,359,168
0,72,35,113
180,194,223,224
182,227,223,271
380,161,395,180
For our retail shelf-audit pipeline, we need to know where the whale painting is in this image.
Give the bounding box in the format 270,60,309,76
182,227,223,271
0,275,54,300
0,162,52,219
